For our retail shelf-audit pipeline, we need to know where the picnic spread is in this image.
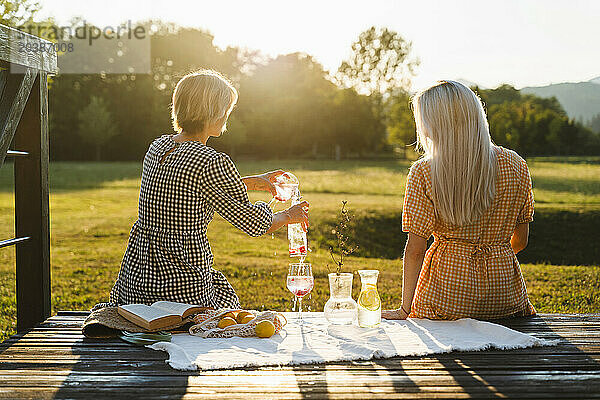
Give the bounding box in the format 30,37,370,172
83,306,556,371
153,311,556,371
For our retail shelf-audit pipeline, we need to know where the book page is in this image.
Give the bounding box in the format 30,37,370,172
151,301,201,317
120,304,177,323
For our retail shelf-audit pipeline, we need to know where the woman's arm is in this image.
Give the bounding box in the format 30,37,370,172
200,155,277,237
265,201,309,234
382,233,428,320
511,223,529,254
241,170,284,196
402,233,428,310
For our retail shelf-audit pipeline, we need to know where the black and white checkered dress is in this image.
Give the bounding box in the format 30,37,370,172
99,134,273,310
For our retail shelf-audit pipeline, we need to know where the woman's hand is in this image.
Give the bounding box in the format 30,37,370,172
242,170,285,196
381,307,409,320
266,200,309,235
285,201,309,232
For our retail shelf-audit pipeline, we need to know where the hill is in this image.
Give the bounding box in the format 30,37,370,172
521,79,600,123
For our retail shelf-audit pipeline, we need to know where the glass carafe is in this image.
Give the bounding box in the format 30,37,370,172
357,270,381,327
324,273,358,325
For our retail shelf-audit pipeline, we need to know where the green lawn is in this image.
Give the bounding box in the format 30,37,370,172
0,157,599,341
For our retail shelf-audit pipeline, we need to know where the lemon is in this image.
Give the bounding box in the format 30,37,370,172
358,284,381,311
240,314,255,324
222,311,237,320
217,316,237,329
236,311,253,324
255,320,276,338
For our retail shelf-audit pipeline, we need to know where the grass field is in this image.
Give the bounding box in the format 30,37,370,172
1,157,599,340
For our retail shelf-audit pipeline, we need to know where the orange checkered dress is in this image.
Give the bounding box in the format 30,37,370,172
402,146,536,320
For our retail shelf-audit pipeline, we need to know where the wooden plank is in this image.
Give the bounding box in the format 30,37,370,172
0,24,57,73
4,349,600,363
6,322,596,339
2,360,600,375
5,150,28,157
55,311,90,317
1,372,600,387
0,68,36,167
14,71,50,332
0,237,30,248
0,359,598,376
2,388,597,400
0,68,6,101
3,346,600,362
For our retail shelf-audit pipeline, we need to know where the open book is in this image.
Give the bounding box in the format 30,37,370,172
117,301,205,330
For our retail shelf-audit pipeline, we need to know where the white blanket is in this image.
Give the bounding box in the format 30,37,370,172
148,312,555,371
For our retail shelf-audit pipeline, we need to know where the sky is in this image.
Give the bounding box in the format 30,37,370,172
36,0,600,90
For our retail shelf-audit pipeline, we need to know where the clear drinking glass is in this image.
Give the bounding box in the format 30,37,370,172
286,263,313,323
269,172,299,208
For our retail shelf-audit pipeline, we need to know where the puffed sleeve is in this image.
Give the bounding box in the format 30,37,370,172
517,159,535,224
402,162,435,238
200,153,273,237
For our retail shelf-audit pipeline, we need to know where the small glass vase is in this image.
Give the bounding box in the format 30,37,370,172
324,273,358,325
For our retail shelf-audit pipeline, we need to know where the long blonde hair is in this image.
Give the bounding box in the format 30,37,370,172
412,80,497,227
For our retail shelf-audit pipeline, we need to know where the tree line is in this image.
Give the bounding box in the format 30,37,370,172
3,2,599,161
48,24,419,161
588,113,600,134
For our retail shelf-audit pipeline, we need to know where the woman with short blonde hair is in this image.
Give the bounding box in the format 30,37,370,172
384,80,535,320
171,70,238,135
97,70,308,309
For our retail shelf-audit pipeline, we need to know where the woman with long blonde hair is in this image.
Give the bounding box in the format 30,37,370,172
383,80,535,320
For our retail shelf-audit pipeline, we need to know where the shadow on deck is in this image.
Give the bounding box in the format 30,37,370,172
1,313,600,399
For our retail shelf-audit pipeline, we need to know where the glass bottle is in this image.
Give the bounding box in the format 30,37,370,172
357,270,381,327
324,273,358,325
288,189,307,259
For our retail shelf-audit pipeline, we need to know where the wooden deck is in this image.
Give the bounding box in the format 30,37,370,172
1,312,599,399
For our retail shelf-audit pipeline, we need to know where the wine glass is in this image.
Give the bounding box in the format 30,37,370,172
269,172,299,208
286,263,313,324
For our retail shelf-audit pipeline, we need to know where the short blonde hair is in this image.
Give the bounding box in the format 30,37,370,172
171,70,238,134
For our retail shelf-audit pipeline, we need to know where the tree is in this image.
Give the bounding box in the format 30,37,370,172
385,91,415,158
330,88,380,158
475,84,520,107
336,27,418,154
49,21,236,161
237,52,338,158
336,26,419,95
218,115,247,158
78,96,119,161
590,113,600,134
482,85,598,156
0,0,40,27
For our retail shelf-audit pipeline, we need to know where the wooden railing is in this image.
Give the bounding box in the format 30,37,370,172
0,24,57,332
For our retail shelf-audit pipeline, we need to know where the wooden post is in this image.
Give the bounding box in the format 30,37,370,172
14,72,51,332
